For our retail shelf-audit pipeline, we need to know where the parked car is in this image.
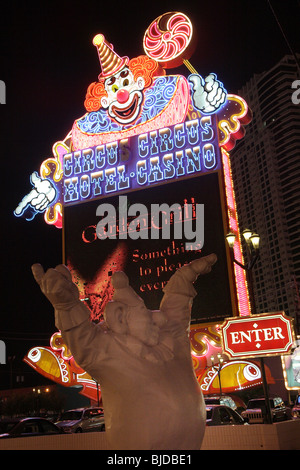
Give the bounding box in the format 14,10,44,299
206,405,248,426
241,397,292,423
55,407,105,433
0,417,64,438
292,395,300,419
204,395,238,411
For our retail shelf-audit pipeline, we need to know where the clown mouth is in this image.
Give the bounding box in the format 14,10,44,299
111,94,139,121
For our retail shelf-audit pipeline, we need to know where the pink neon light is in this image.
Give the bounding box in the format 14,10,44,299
143,12,193,68
221,148,251,317
218,94,252,151
40,140,67,228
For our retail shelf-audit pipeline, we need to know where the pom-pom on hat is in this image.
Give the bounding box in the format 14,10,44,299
93,34,129,79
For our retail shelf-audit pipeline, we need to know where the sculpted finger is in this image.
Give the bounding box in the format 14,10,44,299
187,254,217,277
111,271,129,289
55,264,73,281
206,253,217,266
200,253,217,273
31,263,45,285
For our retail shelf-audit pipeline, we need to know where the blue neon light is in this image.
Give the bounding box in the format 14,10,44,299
63,115,221,205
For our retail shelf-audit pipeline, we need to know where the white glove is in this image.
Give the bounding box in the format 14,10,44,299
189,73,227,114
14,172,56,216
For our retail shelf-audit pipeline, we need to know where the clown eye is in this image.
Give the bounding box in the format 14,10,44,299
120,69,129,78
120,69,131,86
112,84,119,93
107,76,116,86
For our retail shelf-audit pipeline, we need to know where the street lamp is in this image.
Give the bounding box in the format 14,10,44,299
225,228,273,424
210,354,224,397
225,232,236,248
225,229,260,276
249,232,260,251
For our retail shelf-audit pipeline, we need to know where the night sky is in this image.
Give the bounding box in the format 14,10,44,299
0,0,299,388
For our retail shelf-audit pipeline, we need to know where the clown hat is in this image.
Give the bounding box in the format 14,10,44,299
93,34,129,78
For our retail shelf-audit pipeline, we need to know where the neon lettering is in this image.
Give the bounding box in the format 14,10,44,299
62,116,220,204
82,148,95,172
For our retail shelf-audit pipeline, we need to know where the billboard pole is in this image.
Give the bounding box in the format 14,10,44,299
260,357,273,424
247,261,273,424
225,229,273,424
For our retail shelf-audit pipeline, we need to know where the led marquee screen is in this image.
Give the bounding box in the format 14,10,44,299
63,172,233,323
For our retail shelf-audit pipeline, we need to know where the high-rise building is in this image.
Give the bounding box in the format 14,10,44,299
230,54,300,331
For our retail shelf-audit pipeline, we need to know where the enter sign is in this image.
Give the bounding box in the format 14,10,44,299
221,312,295,359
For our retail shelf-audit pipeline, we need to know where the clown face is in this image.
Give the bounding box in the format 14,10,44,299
101,67,145,125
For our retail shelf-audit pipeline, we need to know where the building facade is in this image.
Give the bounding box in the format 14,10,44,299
230,55,300,332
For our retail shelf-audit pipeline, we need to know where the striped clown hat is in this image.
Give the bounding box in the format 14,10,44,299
92,34,129,79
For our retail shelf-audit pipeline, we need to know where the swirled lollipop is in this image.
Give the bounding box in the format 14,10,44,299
143,12,197,71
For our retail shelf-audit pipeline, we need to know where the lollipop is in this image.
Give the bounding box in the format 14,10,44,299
143,12,197,71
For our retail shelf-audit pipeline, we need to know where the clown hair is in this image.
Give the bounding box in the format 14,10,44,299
84,55,165,112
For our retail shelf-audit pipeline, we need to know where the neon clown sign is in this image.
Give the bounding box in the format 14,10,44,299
14,11,249,223
16,12,255,400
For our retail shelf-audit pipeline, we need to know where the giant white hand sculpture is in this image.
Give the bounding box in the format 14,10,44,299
32,253,217,450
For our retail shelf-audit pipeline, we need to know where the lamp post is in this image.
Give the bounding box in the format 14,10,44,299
225,229,273,424
8,355,15,389
225,228,260,304
32,388,41,415
210,354,224,397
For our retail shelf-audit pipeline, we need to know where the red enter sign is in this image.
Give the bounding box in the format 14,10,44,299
221,312,295,359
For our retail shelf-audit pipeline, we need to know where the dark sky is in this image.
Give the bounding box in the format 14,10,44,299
0,0,299,387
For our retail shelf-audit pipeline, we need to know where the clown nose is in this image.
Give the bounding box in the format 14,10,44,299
117,89,129,104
